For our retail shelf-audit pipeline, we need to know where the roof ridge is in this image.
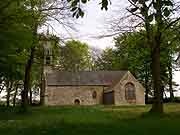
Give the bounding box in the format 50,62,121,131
47,70,128,86
49,70,128,73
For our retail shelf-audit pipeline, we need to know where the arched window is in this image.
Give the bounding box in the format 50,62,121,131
74,99,80,105
125,83,136,101
92,91,97,99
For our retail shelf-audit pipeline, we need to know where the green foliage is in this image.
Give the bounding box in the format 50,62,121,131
95,48,128,70
128,0,179,112
96,27,179,99
68,0,109,18
0,0,33,81
59,40,91,71
95,31,151,79
114,32,151,77
113,31,153,97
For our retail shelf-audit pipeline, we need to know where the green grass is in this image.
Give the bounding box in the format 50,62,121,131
1,104,180,135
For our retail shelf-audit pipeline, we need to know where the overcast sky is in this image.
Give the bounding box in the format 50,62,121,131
42,0,129,49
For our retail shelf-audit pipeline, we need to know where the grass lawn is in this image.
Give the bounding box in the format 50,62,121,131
0,104,180,135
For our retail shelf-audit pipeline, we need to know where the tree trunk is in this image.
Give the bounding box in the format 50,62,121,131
40,76,45,105
145,62,149,104
168,61,174,102
40,46,45,105
164,91,167,99
150,35,163,113
6,81,10,107
21,0,38,110
21,47,35,109
6,81,13,107
145,76,149,104
149,0,164,114
151,46,163,113
29,88,33,105
13,84,18,107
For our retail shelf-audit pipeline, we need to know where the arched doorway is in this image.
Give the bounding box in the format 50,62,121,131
125,83,136,103
74,99,80,105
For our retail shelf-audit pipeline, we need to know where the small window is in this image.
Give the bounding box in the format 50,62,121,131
46,56,51,65
74,99,80,105
92,91,97,99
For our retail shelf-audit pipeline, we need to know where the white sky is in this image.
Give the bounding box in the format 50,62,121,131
42,0,129,49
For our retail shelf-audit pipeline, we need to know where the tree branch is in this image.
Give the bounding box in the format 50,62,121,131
165,17,180,30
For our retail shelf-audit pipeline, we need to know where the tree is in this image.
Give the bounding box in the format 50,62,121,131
97,25,180,104
160,26,180,101
59,40,91,71
0,0,73,108
94,47,128,70
21,0,75,109
0,0,33,107
126,0,180,113
115,24,180,102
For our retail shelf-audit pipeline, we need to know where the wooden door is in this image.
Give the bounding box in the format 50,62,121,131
103,91,114,105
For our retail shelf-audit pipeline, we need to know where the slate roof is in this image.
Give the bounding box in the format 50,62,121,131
46,71,128,86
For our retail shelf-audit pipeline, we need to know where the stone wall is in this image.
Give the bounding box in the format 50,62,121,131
113,71,145,105
45,71,145,106
45,86,104,105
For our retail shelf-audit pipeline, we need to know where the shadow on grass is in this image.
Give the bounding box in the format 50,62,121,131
0,106,32,120
0,117,180,135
